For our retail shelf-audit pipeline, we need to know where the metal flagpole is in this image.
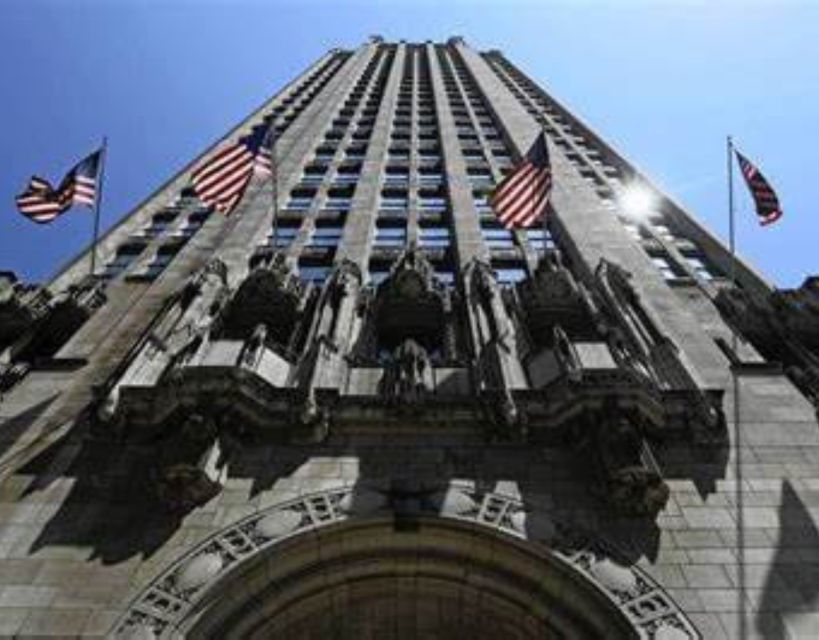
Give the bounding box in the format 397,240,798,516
270,128,279,252
90,137,108,276
541,126,550,253
728,134,747,639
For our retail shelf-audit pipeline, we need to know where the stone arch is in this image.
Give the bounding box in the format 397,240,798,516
114,483,699,639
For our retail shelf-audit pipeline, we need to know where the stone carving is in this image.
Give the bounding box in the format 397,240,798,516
238,323,267,368
594,259,725,442
466,259,514,349
309,259,361,351
381,338,432,409
514,250,598,347
463,259,526,433
0,273,106,394
0,362,29,395
154,413,237,512
0,271,51,352
94,260,228,428
715,278,819,409
218,251,311,355
296,387,331,444
586,399,669,516
114,484,700,639
371,244,448,354
349,245,464,374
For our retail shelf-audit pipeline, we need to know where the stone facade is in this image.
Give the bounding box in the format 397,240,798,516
1,38,818,639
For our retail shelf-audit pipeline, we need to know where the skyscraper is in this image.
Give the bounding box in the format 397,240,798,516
1,37,818,639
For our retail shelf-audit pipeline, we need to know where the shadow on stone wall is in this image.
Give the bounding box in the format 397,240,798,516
0,394,59,464
756,480,819,640
21,436,186,564
18,428,664,567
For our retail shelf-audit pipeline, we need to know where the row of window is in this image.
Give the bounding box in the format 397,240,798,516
486,54,726,285
103,200,212,280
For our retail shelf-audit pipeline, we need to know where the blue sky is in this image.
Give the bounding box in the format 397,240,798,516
1,0,816,287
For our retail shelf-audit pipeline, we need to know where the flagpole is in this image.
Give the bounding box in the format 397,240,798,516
728,134,747,640
270,128,279,252
90,137,108,277
541,125,549,256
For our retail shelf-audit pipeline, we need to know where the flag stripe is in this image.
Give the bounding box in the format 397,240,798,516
190,124,275,216
490,132,552,230
735,150,783,227
14,148,102,224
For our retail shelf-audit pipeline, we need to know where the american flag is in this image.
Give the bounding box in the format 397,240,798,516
191,125,274,216
735,150,782,226
15,149,103,224
489,131,552,229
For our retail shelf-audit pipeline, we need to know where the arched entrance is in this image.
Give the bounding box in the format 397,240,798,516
114,484,699,639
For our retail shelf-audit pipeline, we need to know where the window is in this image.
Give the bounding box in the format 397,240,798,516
388,146,410,159
620,220,644,240
525,228,554,251
419,226,451,248
335,162,360,178
375,225,406,246
418,191,448,212
314,146,336,161
652,224,676,240
418,166,444,186
299,265,331,284
180,209,211,237
144,211,176,237
269,225,299,247
287,188,315,211
300,173,325,186
494,267,528,284
308,226,343,247
473,193,493,215
369,270,390,286
418,146,441,160
345,144,367,159
380,189,408,211
384,165,409,186
103,243,145,279
145,243,182,279
650,254,684,281
682,254,719,281
483,227,515,249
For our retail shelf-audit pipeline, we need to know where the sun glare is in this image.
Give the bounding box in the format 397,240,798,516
619,184,656,219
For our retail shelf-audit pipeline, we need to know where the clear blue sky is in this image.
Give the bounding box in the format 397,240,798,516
1,0,816,287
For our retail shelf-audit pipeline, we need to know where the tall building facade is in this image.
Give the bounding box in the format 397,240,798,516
1,37,818,639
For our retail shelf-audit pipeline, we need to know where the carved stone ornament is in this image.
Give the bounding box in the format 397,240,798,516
115,483,701,640
577,398,670,517
715,279,819,408
0,271,51,350
515,250,597,344
2,273,106,367
218,251,309,349
154,413,233,512
371,244,448,352
381,338,433,410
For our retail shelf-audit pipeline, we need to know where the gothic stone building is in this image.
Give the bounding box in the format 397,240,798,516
1,37,818,640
